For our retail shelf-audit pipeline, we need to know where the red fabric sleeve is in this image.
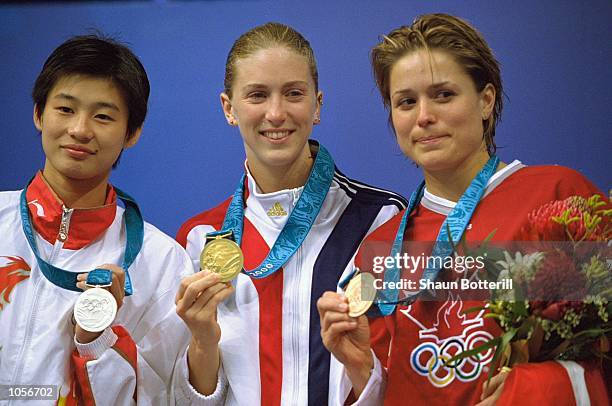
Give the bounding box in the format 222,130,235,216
583,359,611,406
497,360,610,406
175,198,231,247
71,326,138,405
71,351,96,406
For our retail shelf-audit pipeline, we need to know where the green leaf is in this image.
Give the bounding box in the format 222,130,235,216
515,317,536,338
444,337,501,367
482,229,498,244
488,339,505,381
486,328,519,381
512,301,528,317
572,327,611,339
501,328,519,349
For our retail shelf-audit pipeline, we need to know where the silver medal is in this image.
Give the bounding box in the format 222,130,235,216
74,287,117,333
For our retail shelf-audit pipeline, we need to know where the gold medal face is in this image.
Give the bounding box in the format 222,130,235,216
199,238,244,282
345,272,376,317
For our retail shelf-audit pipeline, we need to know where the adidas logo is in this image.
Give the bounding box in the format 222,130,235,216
267,202,288,217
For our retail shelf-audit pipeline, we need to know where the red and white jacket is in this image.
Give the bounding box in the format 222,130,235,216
173,165,406,405
349,162,610,405
0,172,192,405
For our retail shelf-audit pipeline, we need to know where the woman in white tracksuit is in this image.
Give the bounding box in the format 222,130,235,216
0,34,191,405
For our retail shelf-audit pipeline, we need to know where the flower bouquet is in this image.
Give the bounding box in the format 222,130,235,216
450,194,611,376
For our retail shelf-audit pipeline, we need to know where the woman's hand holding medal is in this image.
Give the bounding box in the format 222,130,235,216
175,271,234,348
176,232,242,348
317,272,376,397
74,264,125,344
175,271,234,395
175,231,243,395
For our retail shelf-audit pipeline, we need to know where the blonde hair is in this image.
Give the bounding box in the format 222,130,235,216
224,22,318,98
371,13,503,154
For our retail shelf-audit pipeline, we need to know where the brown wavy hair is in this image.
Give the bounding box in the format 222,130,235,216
371,13,503,155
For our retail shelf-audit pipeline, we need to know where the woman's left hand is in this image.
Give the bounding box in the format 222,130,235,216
475,369,510,406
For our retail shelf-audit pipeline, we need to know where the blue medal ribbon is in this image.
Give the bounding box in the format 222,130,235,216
19,181,144,295
213,141,335,279
377,156,500,315
85,268,113,286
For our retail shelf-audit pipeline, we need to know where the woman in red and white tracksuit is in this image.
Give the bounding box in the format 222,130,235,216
172,22,406,406
317,13,609,406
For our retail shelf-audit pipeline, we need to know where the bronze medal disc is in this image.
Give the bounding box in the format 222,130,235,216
199,238,244,282
346,272,376,317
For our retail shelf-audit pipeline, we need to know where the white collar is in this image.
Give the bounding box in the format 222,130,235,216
244,160,304,198
244,160,304,229
421,160,525,215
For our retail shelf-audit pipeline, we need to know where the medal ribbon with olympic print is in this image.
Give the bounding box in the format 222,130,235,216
377,156,500,315
215,141,335,279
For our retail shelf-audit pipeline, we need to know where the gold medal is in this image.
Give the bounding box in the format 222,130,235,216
345,272,376,317
200,237,244,282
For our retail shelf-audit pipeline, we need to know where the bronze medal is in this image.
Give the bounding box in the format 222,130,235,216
345,272,376,317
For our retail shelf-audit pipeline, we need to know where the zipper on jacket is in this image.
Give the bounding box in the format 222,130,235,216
14,207,73,386
48,205,73,263
290,246,302,403
58,205,73,242
292,189,300,207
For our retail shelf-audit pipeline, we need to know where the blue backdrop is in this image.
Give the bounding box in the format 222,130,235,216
1,0,610,237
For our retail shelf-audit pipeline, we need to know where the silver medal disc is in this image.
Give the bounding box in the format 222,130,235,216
74,287,117,333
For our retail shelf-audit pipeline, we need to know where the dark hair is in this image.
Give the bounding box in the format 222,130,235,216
224,22,318,98
32,33,150,139
371,14,503,155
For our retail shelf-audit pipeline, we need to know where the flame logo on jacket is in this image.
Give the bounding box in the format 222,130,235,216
0,256,31,310
400,292,495,387
57,382,79,406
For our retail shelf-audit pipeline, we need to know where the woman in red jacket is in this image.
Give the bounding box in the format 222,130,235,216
318,13,609,406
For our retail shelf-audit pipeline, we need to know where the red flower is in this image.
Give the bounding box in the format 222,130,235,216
527,251,587,301
540,302,564,321
519,195,610,242
530,300,584,321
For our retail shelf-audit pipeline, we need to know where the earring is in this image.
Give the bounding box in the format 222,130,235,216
313,116,320,125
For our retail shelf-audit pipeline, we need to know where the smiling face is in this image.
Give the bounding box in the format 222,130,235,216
221,46,322,180
34,74,140,189
389,49,495,176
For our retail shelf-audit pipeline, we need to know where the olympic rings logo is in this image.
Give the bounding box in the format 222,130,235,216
410,331,495,387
